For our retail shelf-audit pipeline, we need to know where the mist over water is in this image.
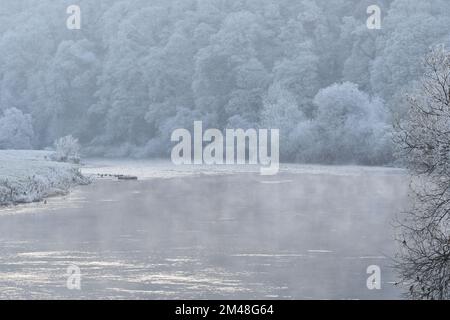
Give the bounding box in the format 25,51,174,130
1,0,446,300
0,162,408,299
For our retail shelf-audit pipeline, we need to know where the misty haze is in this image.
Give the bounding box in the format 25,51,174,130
0,0,449,300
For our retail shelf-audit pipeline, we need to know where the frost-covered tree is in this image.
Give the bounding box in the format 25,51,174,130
309,82,392,165
53,135,81,163
394,46,450,299
0,0,436,163
371,0,450,104
272,46,320,118
42,39,99,145
0,108,34,149
261,83,305,160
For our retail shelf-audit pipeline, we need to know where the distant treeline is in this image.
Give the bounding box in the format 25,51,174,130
0,0,449,164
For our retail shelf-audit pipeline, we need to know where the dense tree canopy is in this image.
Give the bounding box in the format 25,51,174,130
0,0,448,164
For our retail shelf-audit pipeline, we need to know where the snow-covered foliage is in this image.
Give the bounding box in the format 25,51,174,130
0,0,447,164
0,108,34,150
262,82,393,164
52,135,81,164
307,82,393,165
394,46,450,300
0,150,90,205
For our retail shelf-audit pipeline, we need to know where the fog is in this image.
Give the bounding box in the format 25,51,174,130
0,163,408,299
0,0,448,300
1,0,449,163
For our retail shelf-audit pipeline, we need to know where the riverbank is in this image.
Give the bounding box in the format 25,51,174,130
0,150,90,206
81,158,405,180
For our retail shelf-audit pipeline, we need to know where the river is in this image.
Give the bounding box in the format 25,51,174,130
0,160,409,299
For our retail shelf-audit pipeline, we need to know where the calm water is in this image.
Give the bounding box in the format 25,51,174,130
0,164,409,299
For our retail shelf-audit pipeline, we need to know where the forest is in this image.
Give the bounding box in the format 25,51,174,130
0,0,449,164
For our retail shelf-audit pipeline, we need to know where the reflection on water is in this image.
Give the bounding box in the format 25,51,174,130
0,167,408,299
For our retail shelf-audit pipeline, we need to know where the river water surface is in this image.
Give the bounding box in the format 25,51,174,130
0,161,409,299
